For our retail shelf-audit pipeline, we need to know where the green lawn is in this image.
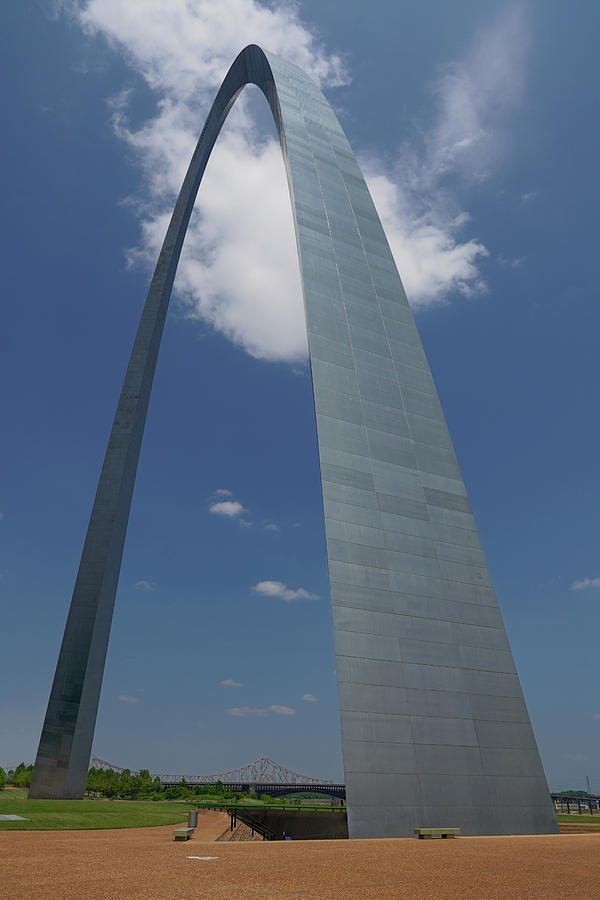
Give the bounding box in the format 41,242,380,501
0,789,196,831
5,790,586,830
0,790,342,830
557,814,600,823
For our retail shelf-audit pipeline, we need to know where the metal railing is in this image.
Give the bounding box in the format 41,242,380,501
227,807,281,841
552,794,600,816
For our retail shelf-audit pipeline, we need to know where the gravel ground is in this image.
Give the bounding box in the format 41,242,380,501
2,823,599,899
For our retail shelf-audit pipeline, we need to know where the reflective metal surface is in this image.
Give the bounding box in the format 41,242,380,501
30,45,557,839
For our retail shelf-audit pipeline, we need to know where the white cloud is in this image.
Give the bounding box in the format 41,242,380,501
269,704,295,716
422,7,527,183
364,170,488,305
498,256,526,269
238,518,253,529
252,580,318,602
362,6,528,308
227,703,295,716
521,191,538,202
221,678,243,687
134,579,156,592
118,694,140,703
209,500,246,517
227,706,268,717
69,2,527,360
264,523,280,532
78,0,346,96
214,488,232,497
72,0,345,363
301,693,318,702
570,577,600,591
593,714,600,721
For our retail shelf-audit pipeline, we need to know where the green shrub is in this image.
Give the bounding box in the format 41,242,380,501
11,763,33,788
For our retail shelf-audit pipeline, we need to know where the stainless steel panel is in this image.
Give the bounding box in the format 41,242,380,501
31,44,556,839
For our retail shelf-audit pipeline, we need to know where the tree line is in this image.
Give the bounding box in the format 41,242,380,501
0,763,240,799
0,763,33,788
85,767,255,801
0,764,324,805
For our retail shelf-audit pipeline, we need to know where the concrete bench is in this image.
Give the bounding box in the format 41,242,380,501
414,827,460,839
173,827,194,841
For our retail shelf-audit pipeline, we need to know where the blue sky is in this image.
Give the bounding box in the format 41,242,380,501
1,0,599,790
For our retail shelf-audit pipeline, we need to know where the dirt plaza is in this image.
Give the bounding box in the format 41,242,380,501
3,816,600,899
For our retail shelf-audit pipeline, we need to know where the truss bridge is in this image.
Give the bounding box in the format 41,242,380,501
89,755,346,800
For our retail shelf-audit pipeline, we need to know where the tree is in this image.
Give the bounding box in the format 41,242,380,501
152,776,163,795
12,763,33,788
197,783,216,796
0,767,6,790
128,774,143,799
86,766,99,795
101,769,119,798
117,768,131,797
138,769,153,795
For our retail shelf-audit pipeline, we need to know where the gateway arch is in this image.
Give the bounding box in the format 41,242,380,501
30,45,557,838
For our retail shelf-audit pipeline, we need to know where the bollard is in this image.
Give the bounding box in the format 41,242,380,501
188,810,198,828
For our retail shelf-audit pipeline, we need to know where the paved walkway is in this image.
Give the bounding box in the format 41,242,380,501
2,826,599,898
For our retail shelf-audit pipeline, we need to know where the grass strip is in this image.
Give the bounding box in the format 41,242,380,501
0,791,344,830
0,793,196,831
556,814,600,823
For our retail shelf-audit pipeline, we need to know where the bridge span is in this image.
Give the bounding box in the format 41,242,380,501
163,781,346,800
89,755,346,800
